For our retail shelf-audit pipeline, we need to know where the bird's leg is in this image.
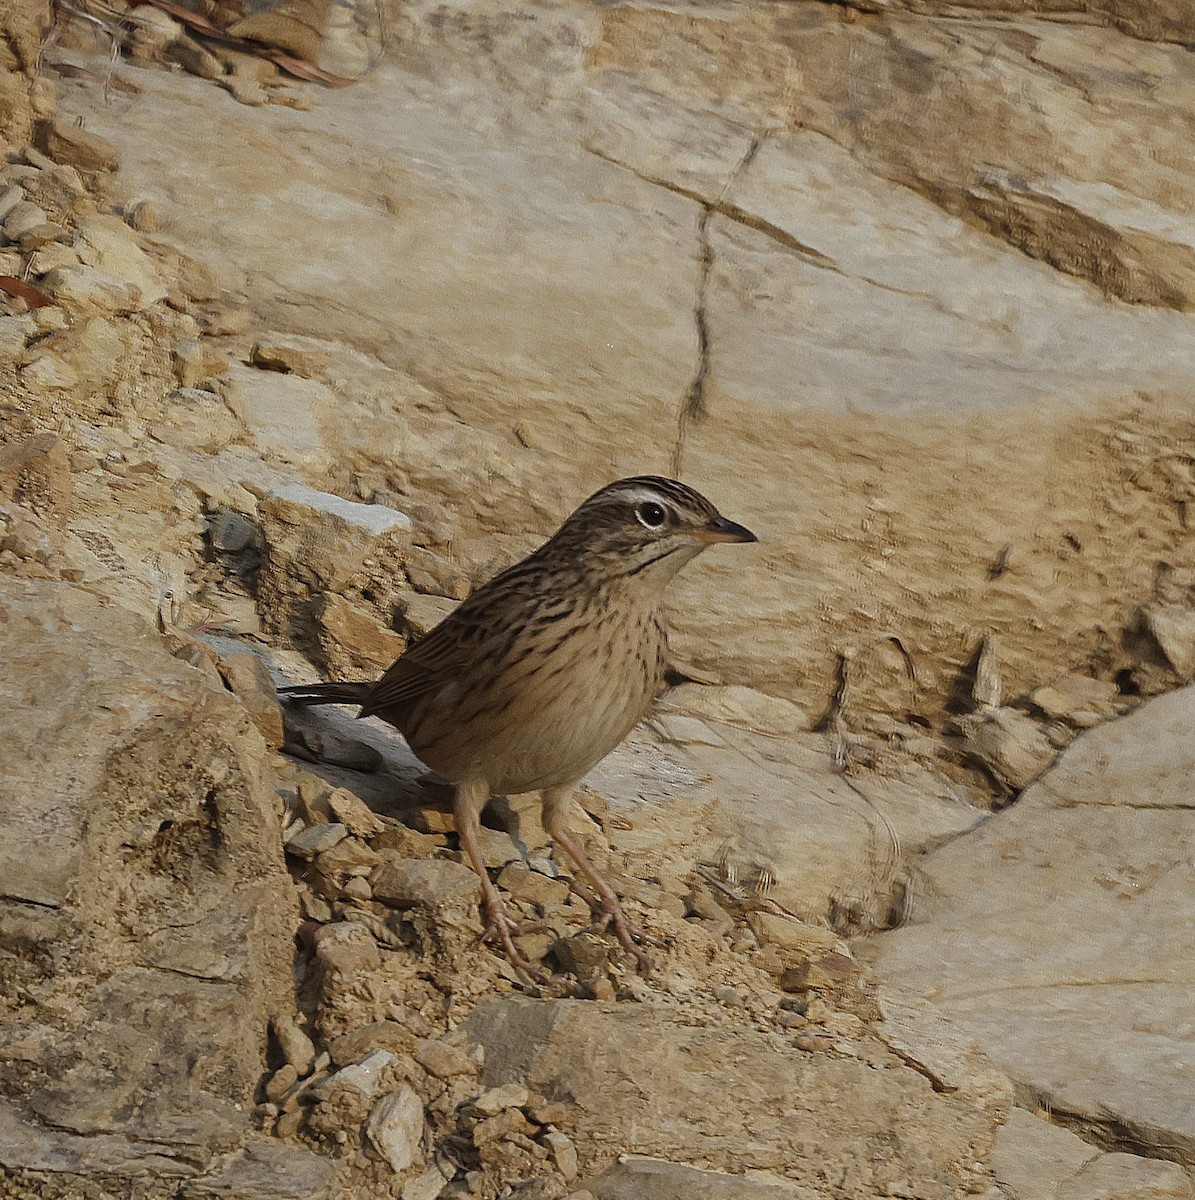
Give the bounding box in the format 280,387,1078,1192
455,779,548,984
541,785,653,975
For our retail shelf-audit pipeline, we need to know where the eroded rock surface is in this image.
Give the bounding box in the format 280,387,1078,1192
466,996,997,1197
0,580,317,1194
3,0,1195,1196
866,688,1195,1167
57,0,1195,722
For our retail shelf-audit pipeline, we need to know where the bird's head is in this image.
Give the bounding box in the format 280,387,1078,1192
551,475,757,589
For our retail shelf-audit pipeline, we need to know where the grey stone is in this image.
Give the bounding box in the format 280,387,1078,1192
543,1131,578,1183
208,508,259,554
402,1164,450,1200
333,1049,395,1098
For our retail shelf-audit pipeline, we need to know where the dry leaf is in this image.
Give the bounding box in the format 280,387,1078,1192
0,277,51,309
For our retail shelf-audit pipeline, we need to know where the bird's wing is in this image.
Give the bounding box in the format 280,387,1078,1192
357,567,525,718
360,556,546,719
359,613,472,717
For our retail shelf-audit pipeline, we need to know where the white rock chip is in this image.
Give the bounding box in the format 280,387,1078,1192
365,1085,424,1172
401,1164,448,1200
334,1050,396,1099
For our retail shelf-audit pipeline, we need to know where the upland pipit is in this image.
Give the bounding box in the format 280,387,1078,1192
282,476,756,977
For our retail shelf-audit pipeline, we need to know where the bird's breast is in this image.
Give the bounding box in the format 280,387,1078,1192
404,602,666,795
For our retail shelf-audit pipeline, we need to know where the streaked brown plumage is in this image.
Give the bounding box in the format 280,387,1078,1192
282,476,756,977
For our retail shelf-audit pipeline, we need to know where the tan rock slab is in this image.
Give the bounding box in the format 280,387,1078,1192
466,997,996,1195
867,687,1195,1163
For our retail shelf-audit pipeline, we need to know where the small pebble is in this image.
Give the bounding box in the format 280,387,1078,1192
264,1063,298,1101
270,1012,316,1076
284,821,348,859
472,1082,529,1116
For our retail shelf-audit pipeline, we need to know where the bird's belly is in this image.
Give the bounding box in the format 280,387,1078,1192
407,633,659,794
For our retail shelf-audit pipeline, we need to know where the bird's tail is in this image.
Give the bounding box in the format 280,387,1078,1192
278,681,372,708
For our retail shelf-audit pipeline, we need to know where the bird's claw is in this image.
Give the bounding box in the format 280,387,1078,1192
589,896,656,976
479,902,551,985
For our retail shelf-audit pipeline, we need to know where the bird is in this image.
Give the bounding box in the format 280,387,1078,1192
280,476,756,978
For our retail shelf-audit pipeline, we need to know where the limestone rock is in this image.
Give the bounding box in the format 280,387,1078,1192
365,1085,425,1173
326,787,386,837
586,712,985,934
222,361,339,471
257,482,412,633
179,1139,338,1199
216,649,285,749
41,264,143,315
316,590,407,676
2,198,47,240
1029,674,1123,726
327,1022,410,1067
0,432,72,522
251,331,333,378
1143,605,1195,681
61,3,1195,728
414,1037,479,1080
868,687,1195,1162
992,1108,1194,1200
398,590,458,638
0,580,294,1185
466,998,996,1194
332,1049,395,1098
74,215,168,306
584,1157,813,1200
956,707,1058,793
371,856,479,917
35,116,119,172
270,1012,317,1077
285,821,348,860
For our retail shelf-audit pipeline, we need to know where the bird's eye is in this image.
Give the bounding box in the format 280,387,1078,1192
636,501,667,530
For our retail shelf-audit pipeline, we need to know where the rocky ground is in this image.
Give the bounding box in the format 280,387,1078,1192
1,1,1194,1198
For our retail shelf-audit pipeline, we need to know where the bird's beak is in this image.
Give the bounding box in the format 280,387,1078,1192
695,515,758,545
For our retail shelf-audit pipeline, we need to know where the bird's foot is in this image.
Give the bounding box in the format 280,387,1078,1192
588,894,655,977
478,894,551,985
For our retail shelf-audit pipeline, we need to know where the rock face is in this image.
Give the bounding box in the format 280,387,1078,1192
3,0,1195,1197
60,0,1195,722
465,996,996,1197
866,687,1195,1166
0,580,321,1194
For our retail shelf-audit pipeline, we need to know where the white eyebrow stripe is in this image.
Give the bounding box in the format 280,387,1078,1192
605,485,675,509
